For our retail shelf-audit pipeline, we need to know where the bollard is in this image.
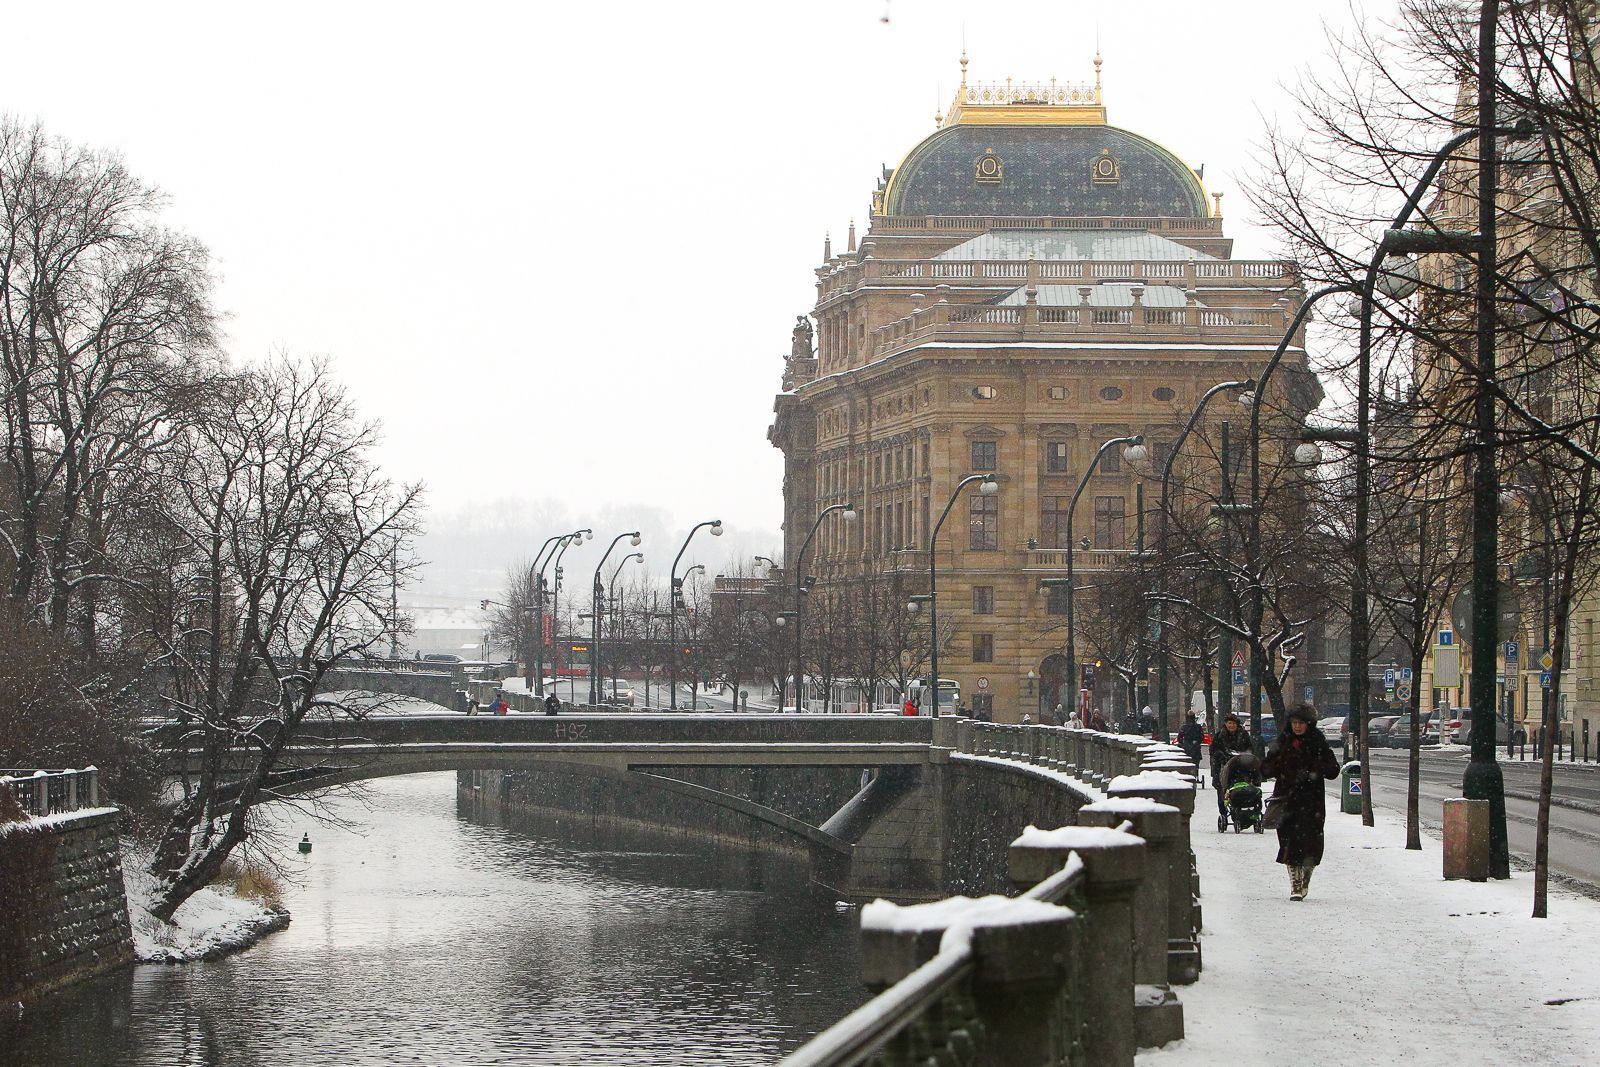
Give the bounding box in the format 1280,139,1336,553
1442,798,1489,881
1080,798,1185,1048
860,895,1078,1065
1108,771,1200,984
1011,825,1146,1067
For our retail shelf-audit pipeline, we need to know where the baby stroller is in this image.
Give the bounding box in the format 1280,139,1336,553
1218,752,1265,834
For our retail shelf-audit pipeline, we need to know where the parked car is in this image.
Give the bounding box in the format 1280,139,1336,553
1317,716,1345,746
1385,714,1440,748
601,680,636,707
1367,714,1401,748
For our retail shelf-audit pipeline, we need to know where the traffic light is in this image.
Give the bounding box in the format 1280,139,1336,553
1082,663,1097,688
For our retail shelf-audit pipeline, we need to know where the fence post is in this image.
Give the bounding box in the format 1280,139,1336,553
1107,773,1200,984
1011,827,1146,1067
1079,798,1185,1047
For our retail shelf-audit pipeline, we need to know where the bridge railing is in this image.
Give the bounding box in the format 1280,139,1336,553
0,767,101,817
779,726,1199,1067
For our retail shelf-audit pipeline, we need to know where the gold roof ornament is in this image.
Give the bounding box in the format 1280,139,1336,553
1212,191,1224,218
940,53,1107,128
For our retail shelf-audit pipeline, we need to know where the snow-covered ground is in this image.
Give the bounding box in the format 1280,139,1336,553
1140,804,1600,1066
123,854,289,963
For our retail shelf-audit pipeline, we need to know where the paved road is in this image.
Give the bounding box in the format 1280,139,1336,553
1364,748,1600,892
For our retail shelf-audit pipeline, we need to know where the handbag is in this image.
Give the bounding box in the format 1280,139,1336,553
1260,795,1289,830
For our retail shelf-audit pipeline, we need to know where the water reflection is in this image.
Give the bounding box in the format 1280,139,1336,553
2,772,863,1066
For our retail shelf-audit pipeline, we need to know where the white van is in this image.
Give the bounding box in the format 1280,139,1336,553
909,678,961,712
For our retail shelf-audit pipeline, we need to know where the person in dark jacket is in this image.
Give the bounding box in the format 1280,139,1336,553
544,692,561,716
1209,714,1253,816
1262,703,1341,900
1176,713,1205,764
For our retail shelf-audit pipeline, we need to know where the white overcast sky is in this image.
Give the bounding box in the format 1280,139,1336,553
0,0,1395,590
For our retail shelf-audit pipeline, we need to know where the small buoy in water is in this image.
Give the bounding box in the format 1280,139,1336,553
298,833,312,854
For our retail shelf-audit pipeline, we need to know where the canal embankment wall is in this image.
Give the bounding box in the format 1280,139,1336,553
0,807,134,1005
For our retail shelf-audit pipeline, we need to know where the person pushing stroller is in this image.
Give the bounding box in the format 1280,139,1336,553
1209,713,1253,819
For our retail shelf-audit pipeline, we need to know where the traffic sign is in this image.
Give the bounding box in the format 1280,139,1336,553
1401,667,1413,681
1304,685,1315,701
1398,682,1412,701
1232,650,1247,667
1541,670,1552,688
1383,668,1396,685
1232,667,1244,686
1540,650,1554,671
1505,641,1519,665
1439,630,1453,646
977,676,989,691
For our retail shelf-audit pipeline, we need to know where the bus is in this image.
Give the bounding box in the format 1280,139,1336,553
909,678,962,714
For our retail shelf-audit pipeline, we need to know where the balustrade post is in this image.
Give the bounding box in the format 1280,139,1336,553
66,771,78,811
31,770,48,816
859,896,1077,1066
1079,799,1185,1048
1107,773,1200,984
1010,827,1146,1067
956,717,975,754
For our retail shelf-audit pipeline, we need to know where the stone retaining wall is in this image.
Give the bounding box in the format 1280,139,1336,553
0,809,133,1004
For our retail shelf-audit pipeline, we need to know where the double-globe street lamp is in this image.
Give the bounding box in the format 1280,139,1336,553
588,531,643,706
606,551,644,701
527,530,589,692
1153,380,1255,738
544,529,593,694
1052,437,1146,726
907,474,998,718
669,520,723,709
789,503,857,714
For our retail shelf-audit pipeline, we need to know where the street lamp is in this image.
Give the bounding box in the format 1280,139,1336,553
1061,437,1144,727
527,532,578,691
790,503,856,713
754,555,778,571
1155,380,1255,737
919,474,998,717
669,519,723,709
681,564,708,709
590,531,642,706
544,529,592,695
606,551,644,699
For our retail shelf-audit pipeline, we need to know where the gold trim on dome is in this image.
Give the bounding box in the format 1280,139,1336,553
939,60,1107,129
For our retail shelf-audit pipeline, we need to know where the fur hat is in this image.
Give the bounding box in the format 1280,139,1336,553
1288,703,1319,724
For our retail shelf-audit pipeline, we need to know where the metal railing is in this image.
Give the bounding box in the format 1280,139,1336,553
0,767,101,816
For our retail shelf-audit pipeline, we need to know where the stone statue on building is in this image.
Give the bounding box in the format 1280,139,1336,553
791,316,814,360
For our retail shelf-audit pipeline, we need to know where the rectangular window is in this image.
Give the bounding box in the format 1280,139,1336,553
973,585,994,614
922,496,931,543
970,440,997,471
970,693,994,719
1093,495,1126,549
896,502,906,549
922,441,930,473
1046,585,1070,615
973,633,994,663
1041,496,1071,549
1101,448,1122,474
1048,386,1067,400
1046,441,1070,474
1152,441,1172,471
969,494,999,550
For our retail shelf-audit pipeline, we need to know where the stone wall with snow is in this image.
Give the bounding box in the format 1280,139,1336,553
0,808,133,1002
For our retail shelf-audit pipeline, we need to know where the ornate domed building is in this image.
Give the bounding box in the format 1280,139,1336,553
769,56,1320,723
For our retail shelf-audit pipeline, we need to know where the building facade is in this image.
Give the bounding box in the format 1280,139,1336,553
769,58,1320,723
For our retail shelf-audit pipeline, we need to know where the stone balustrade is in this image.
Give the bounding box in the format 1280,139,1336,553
779,726,1200,1067
0,767,100,816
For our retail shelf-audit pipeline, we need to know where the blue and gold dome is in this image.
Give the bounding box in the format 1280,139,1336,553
877,55,1209,220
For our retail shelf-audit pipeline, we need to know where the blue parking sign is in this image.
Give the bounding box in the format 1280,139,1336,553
1232,667,1244,686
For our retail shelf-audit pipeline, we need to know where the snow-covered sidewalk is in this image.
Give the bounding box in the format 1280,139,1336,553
1141,803,1600,1066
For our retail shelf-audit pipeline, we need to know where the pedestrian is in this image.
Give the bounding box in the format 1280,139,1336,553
1067,709,1084,729
544,692,560,716
1089,709,1108,732
1209,714,1253,818
496,697,509,716
1176,712,1205,765
902,695,918,717
467,698,479,716
1262,703,1341,901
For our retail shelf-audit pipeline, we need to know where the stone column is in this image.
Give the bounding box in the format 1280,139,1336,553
1107,774,1200,984
1010,826,1146,1067
860,896,1077,1066
1079,798,1185,1048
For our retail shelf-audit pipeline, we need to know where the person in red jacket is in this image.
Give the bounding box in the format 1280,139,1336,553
902,696,919,717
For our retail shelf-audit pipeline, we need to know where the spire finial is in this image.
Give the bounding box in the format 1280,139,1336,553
847,219,857,252
1212,192,1224,218
959,48,968,90
823,232,832,261
1094,48,1103,101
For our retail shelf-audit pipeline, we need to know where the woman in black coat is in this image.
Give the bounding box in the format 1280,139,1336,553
1262,703,1340,900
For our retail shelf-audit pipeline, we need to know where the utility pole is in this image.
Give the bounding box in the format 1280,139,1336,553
1218,422,1235,739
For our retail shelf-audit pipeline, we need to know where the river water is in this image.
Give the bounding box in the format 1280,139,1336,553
3,772,865,1066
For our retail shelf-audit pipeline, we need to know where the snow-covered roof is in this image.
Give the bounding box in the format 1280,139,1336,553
933,229,1215,262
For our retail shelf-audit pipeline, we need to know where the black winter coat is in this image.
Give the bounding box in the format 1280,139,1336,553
1209,726,1253,779
1262,728,1341,866
1175,721,1205,762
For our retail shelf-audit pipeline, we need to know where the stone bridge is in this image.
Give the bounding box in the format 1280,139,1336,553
320,663,465,710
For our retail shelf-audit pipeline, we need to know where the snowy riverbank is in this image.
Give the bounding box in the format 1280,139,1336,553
123,856,289,963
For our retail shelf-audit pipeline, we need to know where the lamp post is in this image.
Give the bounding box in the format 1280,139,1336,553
1501,483,1551,757
545,529,592,694
1155,380,1255,736
772,610,798,708
1063,437,1145,726
606,551,644,699
681,563,708,709
669,519,723,709
589,531,642,706
790,503,857,714
527,532,576,691
909,474,998,718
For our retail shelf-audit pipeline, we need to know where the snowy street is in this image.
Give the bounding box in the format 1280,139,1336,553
1140,800,1600,1066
